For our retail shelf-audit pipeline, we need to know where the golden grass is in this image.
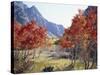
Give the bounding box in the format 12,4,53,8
24,57,97,73
30,57,71,72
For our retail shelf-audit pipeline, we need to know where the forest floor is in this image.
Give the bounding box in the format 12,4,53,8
24,53,86,73
15,45,97,73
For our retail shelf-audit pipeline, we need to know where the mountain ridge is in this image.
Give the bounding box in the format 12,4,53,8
11,1,65,37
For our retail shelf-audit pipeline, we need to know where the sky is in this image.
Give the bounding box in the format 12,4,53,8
23,2,88,28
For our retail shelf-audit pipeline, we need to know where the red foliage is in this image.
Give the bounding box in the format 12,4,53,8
59,37,75,48
60,8,97,48
14,20,47,49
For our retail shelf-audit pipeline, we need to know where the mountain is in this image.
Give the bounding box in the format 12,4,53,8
11,1,64,37
84,6,97,16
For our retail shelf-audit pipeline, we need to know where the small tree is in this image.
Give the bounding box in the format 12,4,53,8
59,6,97,69
13,20,47,73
